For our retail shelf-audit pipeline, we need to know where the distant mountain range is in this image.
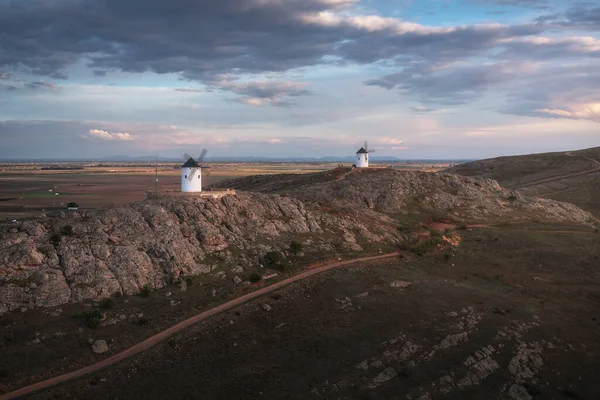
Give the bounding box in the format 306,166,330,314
1,155,474,163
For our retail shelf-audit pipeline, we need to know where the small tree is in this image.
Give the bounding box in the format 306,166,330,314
249,273,262,283
99,298,115,310
61,225,74,236
139,285,152,298
290,241,303,254
85,309,103,329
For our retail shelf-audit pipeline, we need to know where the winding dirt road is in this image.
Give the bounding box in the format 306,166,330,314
0,252,400,400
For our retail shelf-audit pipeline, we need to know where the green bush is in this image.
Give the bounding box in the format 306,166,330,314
507,195,518,202
185,277,194,287
263,251,290,271
138,317,149,326
139,285,152,298
99,298,115,310
263,251,282,267
85,309,103,329
443,250,454,262
50,233,62,245
290,241,303,254
61,225,74,236
249,273,262,283
429,229,443,238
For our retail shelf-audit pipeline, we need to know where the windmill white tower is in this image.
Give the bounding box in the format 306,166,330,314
356,141,374,168
181,149,207,192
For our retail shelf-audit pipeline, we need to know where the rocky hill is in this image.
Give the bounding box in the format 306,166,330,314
212,168,594,224
0,169,595,314
445,147,600,216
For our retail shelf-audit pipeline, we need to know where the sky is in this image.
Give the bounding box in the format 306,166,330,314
0,0,599,160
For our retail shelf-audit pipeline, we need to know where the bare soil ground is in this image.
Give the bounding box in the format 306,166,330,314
2,225,599,399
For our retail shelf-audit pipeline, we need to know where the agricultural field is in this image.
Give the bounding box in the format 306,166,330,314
0,162,449,221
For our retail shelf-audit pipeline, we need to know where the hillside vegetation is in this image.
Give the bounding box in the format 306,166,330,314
445,147,600,216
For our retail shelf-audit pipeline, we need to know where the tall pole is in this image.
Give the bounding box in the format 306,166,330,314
154,155,158,194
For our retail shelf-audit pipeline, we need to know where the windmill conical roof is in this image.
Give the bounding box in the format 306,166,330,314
356,147,368,154
182,158,198,168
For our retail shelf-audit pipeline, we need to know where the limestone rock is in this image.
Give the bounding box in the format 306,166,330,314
91,340,109,354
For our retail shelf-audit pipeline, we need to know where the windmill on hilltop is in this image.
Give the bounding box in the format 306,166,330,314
181,149,210,192
356,141,374,168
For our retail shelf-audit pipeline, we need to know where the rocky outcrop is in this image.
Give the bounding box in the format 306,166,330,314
0,192,399,313
1,169,595,313
214,169,596,225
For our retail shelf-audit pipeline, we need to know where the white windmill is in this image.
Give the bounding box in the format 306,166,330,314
356,141,374,168
181,149,208,192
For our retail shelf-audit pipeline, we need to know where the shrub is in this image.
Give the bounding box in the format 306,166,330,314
397,225,409,232
249,273,262,283
185,277,194,287
85,309,103,329
429,229,443,238
99,298,115,310
290,240,303,254
443,250,453,262
61,225,74,236
139,285,152,298
263,251,290,272
50,233,62,245
138,317,149,326
263,251,282,267
507,195,518,202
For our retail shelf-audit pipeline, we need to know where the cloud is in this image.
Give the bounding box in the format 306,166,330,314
88,129,135,141
474,0,550,10
24,81,57,90
499,63,600,122
216,80,311,106
538,4,600,30
410,105,435,113
378,137,403,145
366,61,538,105
0,0,541,89
535,104,600,122
174,88,202,93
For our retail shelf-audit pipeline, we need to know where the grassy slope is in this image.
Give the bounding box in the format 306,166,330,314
446,147,600,217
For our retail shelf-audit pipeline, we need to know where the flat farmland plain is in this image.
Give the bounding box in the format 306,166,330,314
0,162,450,221
0,164,327,221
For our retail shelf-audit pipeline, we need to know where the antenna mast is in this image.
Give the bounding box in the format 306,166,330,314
154,155,158,194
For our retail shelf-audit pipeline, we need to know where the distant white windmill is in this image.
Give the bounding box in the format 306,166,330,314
356,141,375,168
181,149,209,192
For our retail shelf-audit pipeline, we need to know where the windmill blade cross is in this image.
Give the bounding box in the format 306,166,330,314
187,167,198,181
183,152,193,161
197,149,208,164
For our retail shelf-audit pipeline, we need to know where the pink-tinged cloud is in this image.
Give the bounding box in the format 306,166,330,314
88,129,136,141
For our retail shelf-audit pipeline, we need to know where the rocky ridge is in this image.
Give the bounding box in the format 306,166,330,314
0,169,595,313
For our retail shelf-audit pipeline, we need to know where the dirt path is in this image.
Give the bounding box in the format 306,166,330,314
516,153,600,189
0,252,400,400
